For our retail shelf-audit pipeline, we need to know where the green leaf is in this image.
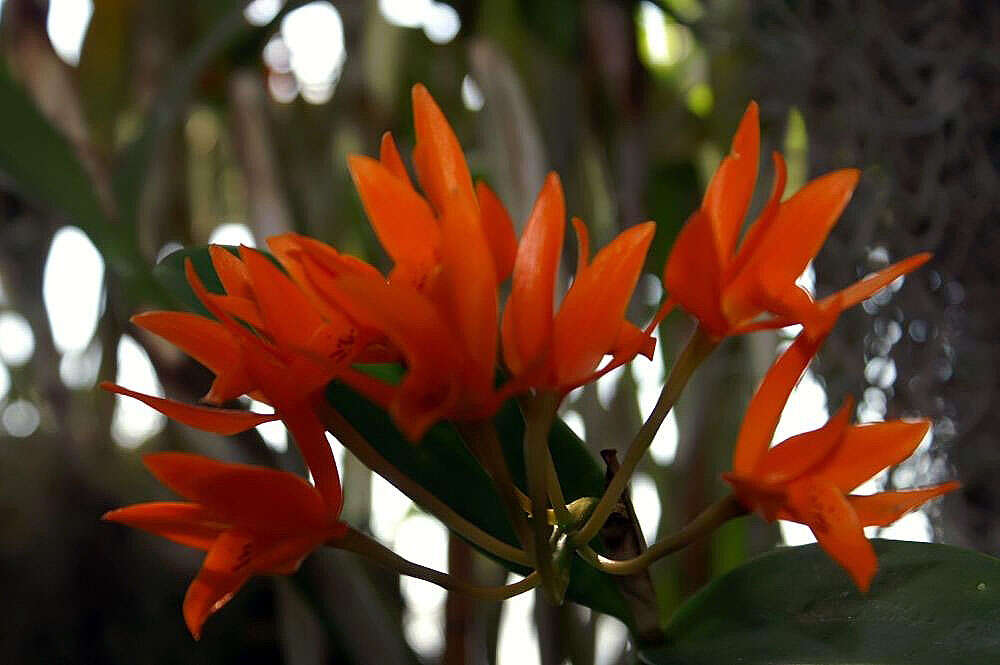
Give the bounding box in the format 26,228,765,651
0,65,107,238
640,539,1000,665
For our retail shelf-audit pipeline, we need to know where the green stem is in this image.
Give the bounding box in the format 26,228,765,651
523,391,561,602
317,402,531,567
458,421,534,553
578,494,746,575
332,527,539,600
572,326,717,547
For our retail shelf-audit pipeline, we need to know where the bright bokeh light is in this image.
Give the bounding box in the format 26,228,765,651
46,0,93,66
631,472,661,543
3,399,40,437
0,312,35,367
281,2,345,104
596,364,625,410
562,409,586,441
244,0,282,26
636,1,692,69
248,398,286,452
772,367,829,445
43,226,105,354
395,513,448,658
59,341,102,390
594,615,630,665
0,362,9,402
461,74,485,111
208,222,256,247
111,334,165,448
370,473,414,543
378,0,461,44
634,332,679,465
496,574,540,665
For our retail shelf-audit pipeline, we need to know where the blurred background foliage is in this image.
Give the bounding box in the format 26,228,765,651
0,0,995,663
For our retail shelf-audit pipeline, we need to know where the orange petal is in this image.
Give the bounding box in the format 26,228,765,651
103,502,225,550
702,102,760,262
501,173,565,375
849,482,959,527
663,210,728,337
208,245,254,300
786,478,877,591
206,294,264,329
305,272,461,440
143,453,331,531
553,222,656,386
379,131,412,185
183,530,253,639
731,333,820,474
348,155,440,270
279,404,344,513
131,311,252,404
411,83,477,218
724,169,860,325
821,253,932,313
476,181,518,282
611,320,656,361
240,246,327,351
101,382,279,434
727,151,787,283
269,233,383,329
436,196,499,396
756,396,854,484
814,419,932,493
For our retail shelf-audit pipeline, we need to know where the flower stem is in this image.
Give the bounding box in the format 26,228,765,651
523,391,562,602
577,494,746,575
458,420,534,554
332,527,539,600
317,402,531,567
571,326,717,547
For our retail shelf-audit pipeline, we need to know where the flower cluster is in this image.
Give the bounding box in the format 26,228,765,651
104,84,957,638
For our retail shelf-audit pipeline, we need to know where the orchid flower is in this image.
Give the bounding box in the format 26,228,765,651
723,331,959,590
104,453,346,639
664,102,930,341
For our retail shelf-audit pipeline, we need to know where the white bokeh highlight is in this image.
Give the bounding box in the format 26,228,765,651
43,226,105,354
110,334,165,448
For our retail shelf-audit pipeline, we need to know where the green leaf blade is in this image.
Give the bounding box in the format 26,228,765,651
641,539,1000,665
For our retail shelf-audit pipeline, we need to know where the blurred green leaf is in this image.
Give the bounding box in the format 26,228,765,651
78,0,135,147
0,65,108,235
640,539,1000,664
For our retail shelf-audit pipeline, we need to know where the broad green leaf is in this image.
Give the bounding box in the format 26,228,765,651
153,244,635,627
640,539,1000,665
77,0,134,147
0,65,106,237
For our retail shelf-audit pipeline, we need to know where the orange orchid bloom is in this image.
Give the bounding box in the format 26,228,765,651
104,453,346,639
286,85,520,440
723,332,959,591
664,101,931,340
102,244,370,507
501,172,657,393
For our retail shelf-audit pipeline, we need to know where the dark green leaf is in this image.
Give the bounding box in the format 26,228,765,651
0,65,107,237
640,539,1000,665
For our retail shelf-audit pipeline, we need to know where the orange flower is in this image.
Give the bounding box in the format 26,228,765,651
289,85,519,440
501,173,657,392
103,244,368,507
104,453,346,639
664,102,931,340
723,332,959,590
